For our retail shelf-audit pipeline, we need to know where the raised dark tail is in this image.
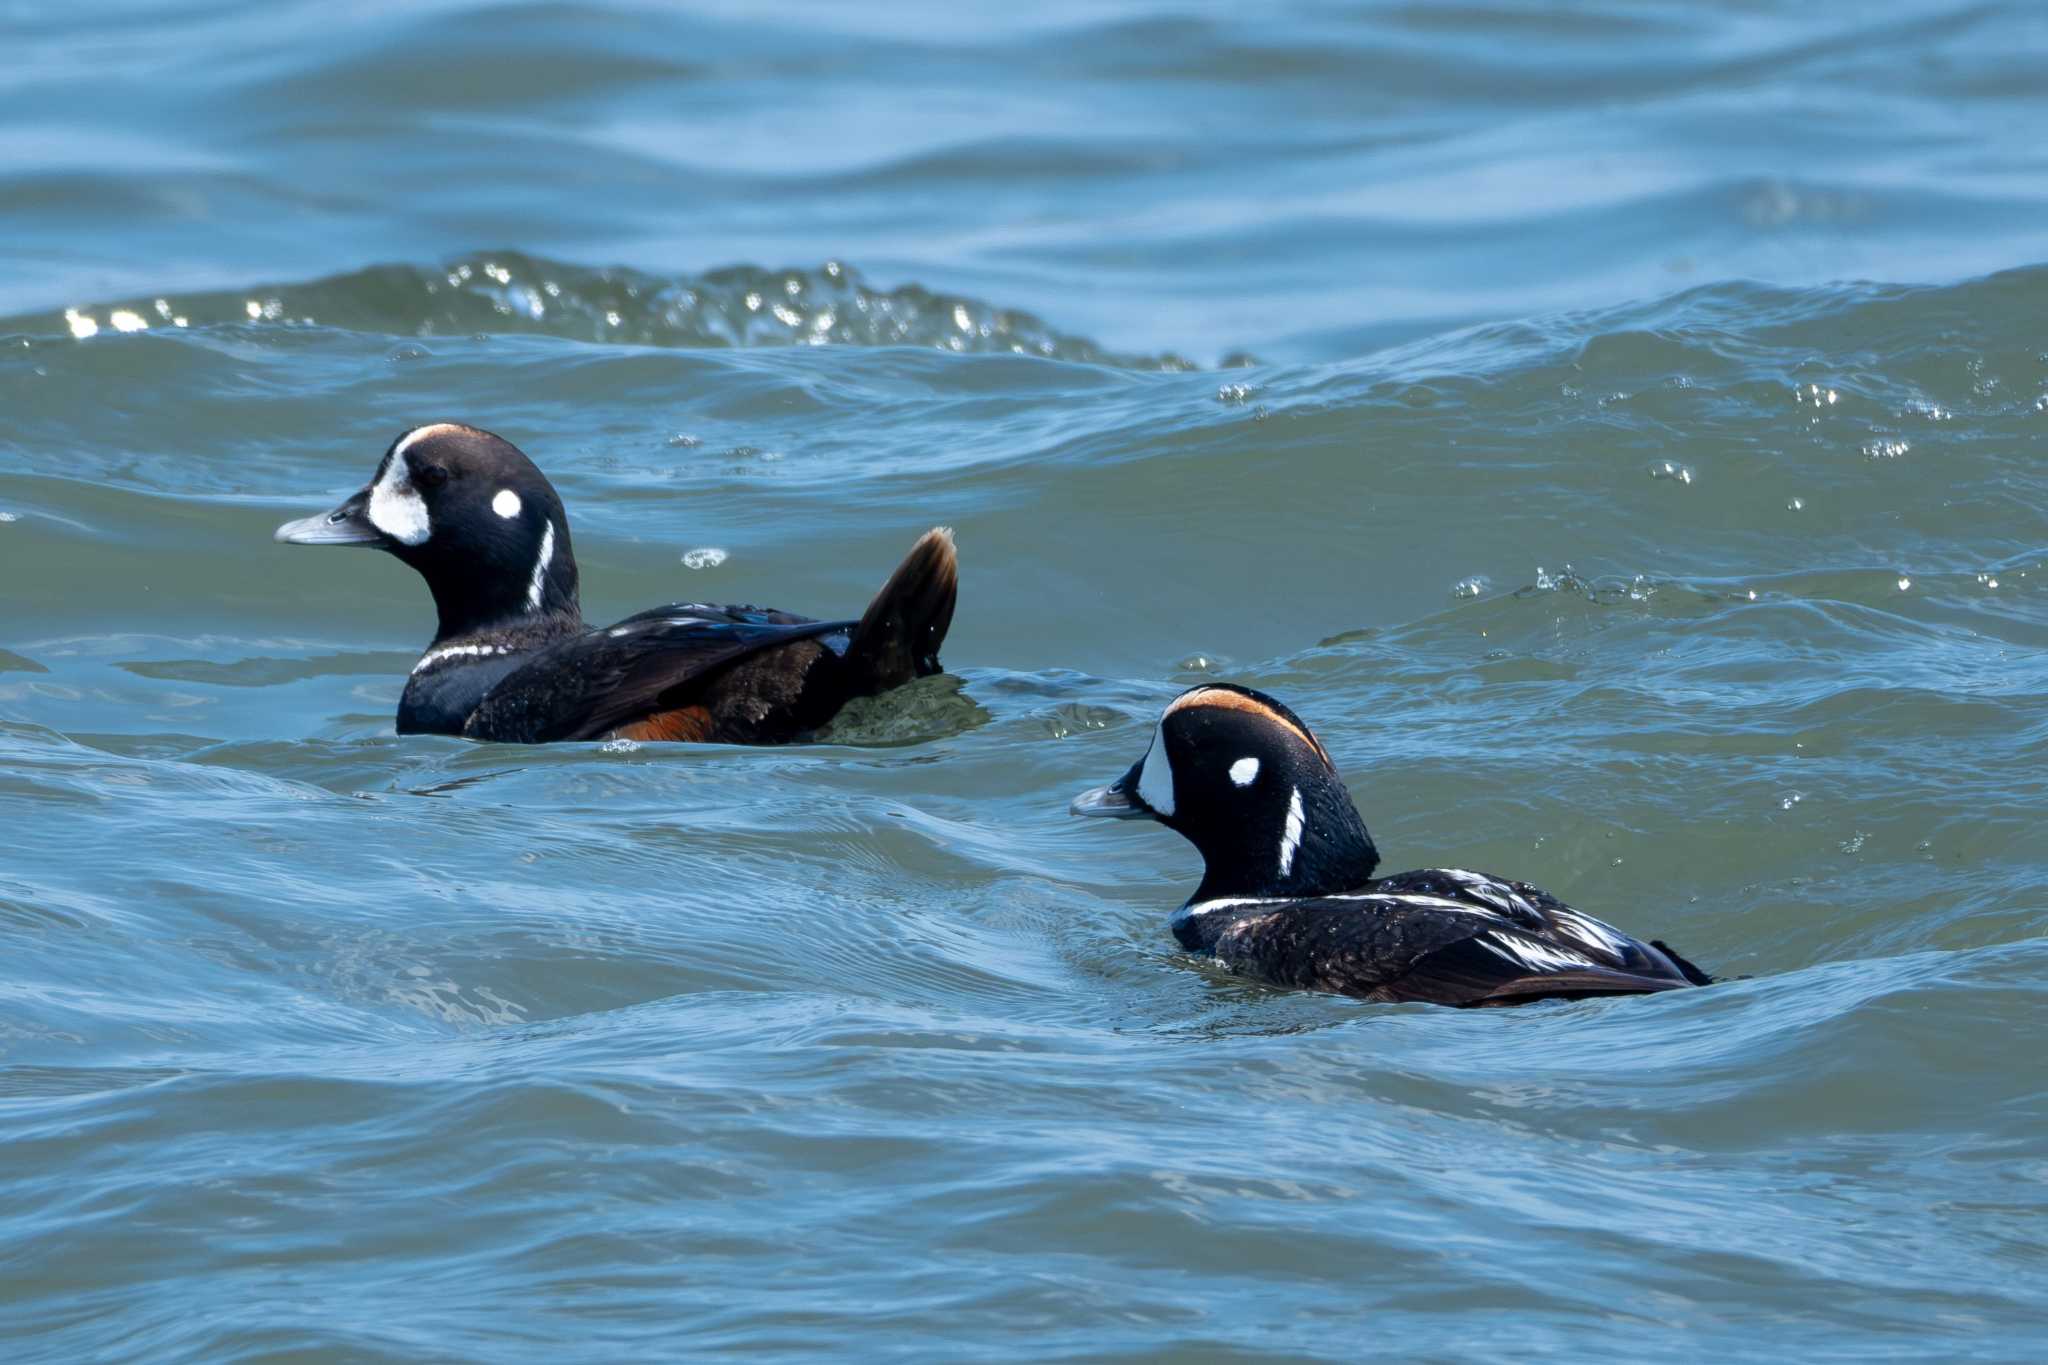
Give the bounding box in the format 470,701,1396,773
842,527,958,693
1653,940,1715,987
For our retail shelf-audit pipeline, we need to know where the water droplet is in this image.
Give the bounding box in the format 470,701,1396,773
1839,832,1867,854
1862,439,1910,459
1786,496,1805,511
1976,572,2001,590
1216,383,1253,405
681,548,728,570
598,738,641,754
1450,575,1490,599
1780,791,1804,811
666,433,701,448
1649,460,1695,484
1896,575,1912,591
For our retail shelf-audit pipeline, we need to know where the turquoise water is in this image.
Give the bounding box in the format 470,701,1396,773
4,2,2048,1359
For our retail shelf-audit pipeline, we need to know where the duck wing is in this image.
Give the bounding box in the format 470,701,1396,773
1205,888,1704,1008
1373,867,1711,985
463,604,852,742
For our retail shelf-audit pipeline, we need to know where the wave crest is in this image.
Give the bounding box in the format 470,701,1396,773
10,252,1197,369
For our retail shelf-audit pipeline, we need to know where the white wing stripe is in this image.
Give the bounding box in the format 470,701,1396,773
1479,933,1595,974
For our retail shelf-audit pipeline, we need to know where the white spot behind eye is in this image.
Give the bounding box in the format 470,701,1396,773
1278,786,1305,877
492,489,521,519
1229,757,1260,787
526,520,555,611
1136,720,1176,816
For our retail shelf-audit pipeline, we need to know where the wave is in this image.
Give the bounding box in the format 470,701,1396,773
1,252,1198,370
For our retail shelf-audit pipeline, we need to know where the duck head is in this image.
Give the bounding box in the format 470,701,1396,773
1072,684,1380,901
276,423,581,641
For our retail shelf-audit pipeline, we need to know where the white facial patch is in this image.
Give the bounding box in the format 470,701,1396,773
492,489,522,519
367,457,431,546
1135,720,1176,817
1228,756,1260,787
1278,786,1305,878
526,520,556,611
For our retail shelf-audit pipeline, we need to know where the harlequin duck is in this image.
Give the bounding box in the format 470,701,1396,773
1071,684,1712,1007
275,423,958,743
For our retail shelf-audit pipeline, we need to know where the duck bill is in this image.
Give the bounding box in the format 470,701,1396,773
1070,762,1152,820
275,487,381,547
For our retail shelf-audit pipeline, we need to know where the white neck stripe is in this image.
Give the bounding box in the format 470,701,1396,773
1277,786,1305,878
412,642,501,675
526,520,556,612
1183,891,1510,919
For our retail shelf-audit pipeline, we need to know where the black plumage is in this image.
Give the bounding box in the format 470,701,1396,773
1072,684,1711,1008
276,423,957,744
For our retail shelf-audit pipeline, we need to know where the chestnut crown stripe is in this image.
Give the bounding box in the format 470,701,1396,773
1164,686,1333,765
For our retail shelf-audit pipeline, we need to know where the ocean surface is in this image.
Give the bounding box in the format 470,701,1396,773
4,1,2048,1359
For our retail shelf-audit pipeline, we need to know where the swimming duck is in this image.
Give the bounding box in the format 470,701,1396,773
276,423,957,743
1071,684,1712,1006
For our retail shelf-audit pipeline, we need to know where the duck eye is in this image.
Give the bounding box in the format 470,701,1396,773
414,463,449,490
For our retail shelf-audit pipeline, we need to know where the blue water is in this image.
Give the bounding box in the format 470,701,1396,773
4,2,2048,1360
